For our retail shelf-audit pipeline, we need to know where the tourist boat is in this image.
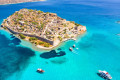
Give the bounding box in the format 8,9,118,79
37,68,45,73
73,44,75,48
69,47,73,51
98,70,112,80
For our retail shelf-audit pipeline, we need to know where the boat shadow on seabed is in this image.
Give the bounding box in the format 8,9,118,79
97,73,111,80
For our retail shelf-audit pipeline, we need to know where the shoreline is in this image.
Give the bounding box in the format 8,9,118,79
1,27,79,51
36,38,76,50
1,25,86,50
1,8,87,50
0,0,46,6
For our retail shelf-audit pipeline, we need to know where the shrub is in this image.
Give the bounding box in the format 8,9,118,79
37,26,41,30
44,43,50,47
75,23,80,26
58,36,62,41
18,14,23,18
3,27,7,30
19,34,26,39
38,10,43,14
28,9,33,12
15,12,18,16
35,42,38,45
46,12,49,14
32,22,38,25
41,23,44,29
39,42,44,45
29,37,38,41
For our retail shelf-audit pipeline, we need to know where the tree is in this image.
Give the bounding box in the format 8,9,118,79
19,34,26,39
44,43,50,47
41,23,44,29
29,37,38,41
39,42,44,45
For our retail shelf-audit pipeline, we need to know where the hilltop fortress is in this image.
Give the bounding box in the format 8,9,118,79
1,9,86,49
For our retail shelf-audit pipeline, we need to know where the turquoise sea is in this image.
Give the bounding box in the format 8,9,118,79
0,0,120,80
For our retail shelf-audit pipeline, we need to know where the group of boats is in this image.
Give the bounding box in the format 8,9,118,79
37,44,112,80
37,68,112,79
69,44,76,51
69,44,112,79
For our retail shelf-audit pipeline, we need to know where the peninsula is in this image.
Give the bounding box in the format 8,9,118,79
1,9,86,49
0,0,45,5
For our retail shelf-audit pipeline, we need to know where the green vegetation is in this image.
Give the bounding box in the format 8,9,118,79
64,29,67,34
64,24,67,27
21,28,24,31
41,23,44,29
28,9,33,12
1,9,86,49
44,43,50,47
58,36,62,41
32,22,38,25
38,10,43,14
70,21,75,24
46,12,49,14
37,26,41,30
18,14,23,18
16,18,22,22
35,42,38,45
29,37,38,41
3,27,7,30
71,36,74,38
39,42,44,45
19,34,26,39
15,12,18,16
75,23,80,26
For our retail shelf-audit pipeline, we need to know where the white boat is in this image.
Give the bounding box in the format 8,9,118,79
69,47,73,51
73,44,75,48
98,70,112,80
37,68,45,73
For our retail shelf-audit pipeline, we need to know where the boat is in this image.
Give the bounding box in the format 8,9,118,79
116,21,120,24
98,70,112,80
116,34,120,36
73,44,75,48
37,68,45,73
69,47,73,51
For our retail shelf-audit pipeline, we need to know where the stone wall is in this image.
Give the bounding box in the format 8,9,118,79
2,25,54,45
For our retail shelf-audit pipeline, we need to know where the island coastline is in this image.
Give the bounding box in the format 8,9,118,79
1,9,86,50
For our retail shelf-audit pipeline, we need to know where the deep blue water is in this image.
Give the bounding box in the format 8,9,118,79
0,0,120,80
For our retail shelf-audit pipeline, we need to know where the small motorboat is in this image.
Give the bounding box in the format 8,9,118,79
37,68,45,73
98,70,112,80
116,34,120,36
69,47,73,51
116,21,120,24
73,44,75,48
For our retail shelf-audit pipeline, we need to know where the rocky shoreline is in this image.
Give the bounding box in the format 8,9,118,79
0,0,45,5
1,9,86,49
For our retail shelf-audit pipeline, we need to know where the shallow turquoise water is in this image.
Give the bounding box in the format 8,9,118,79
0,0,120,80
